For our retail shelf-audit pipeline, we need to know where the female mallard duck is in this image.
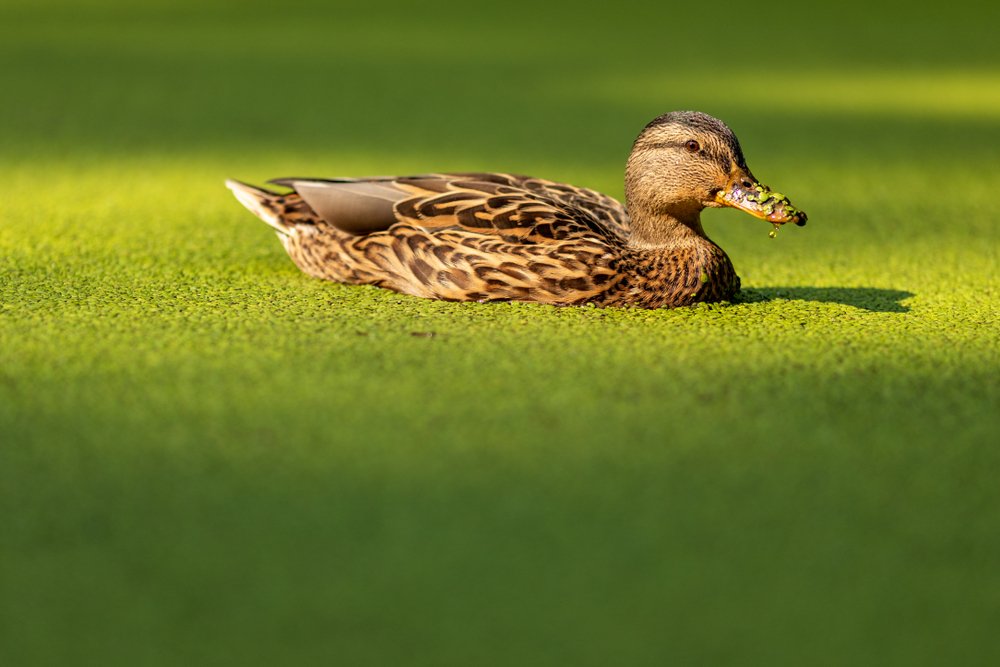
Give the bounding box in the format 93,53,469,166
227,111,806,308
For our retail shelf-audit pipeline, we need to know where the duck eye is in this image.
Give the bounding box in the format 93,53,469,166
685,140,700,153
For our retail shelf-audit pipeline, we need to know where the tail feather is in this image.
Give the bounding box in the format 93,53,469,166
225,179,290,234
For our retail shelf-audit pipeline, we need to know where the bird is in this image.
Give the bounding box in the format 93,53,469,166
226,111,806,309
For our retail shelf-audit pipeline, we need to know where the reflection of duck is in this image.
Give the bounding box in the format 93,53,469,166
227,111,806,308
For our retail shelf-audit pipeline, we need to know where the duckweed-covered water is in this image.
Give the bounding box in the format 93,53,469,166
1,1,998,665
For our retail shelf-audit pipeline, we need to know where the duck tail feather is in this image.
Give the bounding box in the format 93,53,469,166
225,179,289,234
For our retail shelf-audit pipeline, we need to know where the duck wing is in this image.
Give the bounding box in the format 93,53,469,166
488,173,631,236
268,173,629,245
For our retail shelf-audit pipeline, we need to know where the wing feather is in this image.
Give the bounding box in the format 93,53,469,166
273,173,628,247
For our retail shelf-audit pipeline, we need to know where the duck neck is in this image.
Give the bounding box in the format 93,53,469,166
625,203,708,249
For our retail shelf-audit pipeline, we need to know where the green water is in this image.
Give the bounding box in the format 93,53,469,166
1,1,998,664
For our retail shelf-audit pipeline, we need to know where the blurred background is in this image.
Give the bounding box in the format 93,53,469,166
1,0,998,665
6,0,1000,176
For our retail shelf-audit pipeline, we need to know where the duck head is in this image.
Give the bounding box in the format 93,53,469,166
625,111,806,245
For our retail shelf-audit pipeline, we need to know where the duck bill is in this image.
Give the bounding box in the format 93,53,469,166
714,171,807,226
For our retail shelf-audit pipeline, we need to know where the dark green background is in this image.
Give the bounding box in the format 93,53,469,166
1,1,998,664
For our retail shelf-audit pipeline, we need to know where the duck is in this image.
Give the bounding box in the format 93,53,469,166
226,111,806,308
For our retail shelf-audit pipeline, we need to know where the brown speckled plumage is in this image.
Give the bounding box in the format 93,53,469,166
227,111,805,308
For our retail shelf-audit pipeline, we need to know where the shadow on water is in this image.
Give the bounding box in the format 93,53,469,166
737,287,914,313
